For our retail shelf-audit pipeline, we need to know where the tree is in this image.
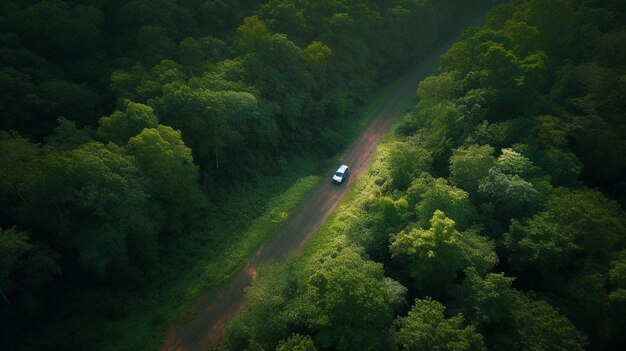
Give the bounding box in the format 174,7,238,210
504,188,625,282
8,0,104,59
451,268,587,351
391,297,485,351
97,102,158,145
449,144,496,196
45,118,94,151
178,37,204,66
478,169,540,217
493,148,538,178
154,82,271,174
509,299,586,351
416,73,459,103
127,125,206,237
0,227,59,304
387,141,432,190
226,261,310,350
390,210,465,294
307,245,397,351
0,131,38,218
416,178,476,230
275,334,317,351
20,142,157,278
459,228,499,275
536,149,582,187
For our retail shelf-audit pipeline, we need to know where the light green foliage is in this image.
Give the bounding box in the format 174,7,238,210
390,210,466,293
391,298,486,351
449,144,496,196
302,41,332,90
416,73,459,103
97,102,158,145
127,125,206,235
493,148,537,177
275,334,317,351
387,141,432,190
112,60,187,103
416,178,476,230
138,60,187,101
373,196,408,230
237,15,272,52
307,245,395,351
0,227,59,298
302,41,332,66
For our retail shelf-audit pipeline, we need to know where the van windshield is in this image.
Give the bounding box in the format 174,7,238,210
335,171,344,177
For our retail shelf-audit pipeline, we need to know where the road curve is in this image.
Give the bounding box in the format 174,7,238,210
159,40,453,351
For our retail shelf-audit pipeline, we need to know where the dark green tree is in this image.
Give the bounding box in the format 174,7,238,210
127,125,207,236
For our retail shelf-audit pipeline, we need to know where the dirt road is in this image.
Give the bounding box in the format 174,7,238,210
159,41,452,351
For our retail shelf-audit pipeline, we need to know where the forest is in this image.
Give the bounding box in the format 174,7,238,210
0,0,493,350
224,0,626,350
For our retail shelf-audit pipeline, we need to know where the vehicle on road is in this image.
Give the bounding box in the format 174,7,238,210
332,164,349,184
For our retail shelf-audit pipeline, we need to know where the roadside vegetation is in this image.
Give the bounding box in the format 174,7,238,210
225,1,626,350
0,0,488,349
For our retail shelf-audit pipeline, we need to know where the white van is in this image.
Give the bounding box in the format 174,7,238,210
332,165,349,184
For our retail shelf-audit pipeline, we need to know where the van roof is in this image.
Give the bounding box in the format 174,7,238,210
337,164,348,172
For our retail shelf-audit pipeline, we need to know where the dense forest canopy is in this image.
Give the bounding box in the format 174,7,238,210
224,0,626,350
0,0,492,349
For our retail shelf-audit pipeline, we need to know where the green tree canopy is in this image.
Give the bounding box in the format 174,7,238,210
390,210,466,294
386,141,432,190
20,142,157,278
416,178,476,230
451,268,587,351
127,125,207,236
307,245,397,351
391,297,486,351
275,334,317,351
97,102,158,145
0,226,59,303
449,144,496,196
504,188,626,281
